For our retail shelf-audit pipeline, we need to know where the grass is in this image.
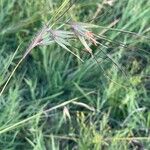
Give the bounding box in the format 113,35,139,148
0,0,150,149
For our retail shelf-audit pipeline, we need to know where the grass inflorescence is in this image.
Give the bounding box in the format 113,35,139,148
0,0,150,149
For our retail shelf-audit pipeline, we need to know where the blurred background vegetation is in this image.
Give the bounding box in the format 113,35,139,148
0,0,150,149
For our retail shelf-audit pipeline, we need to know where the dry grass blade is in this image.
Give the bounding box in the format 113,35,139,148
72,101,95,111
0,91,94,134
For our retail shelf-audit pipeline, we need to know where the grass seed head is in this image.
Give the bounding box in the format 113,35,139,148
70,21,98,54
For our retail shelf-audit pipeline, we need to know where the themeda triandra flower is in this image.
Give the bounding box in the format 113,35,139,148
70,22,98,56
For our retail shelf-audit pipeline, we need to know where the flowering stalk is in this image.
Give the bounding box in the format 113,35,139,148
0,26,51,96
0,0,78,96
0,25,83,96
69,21,128,88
